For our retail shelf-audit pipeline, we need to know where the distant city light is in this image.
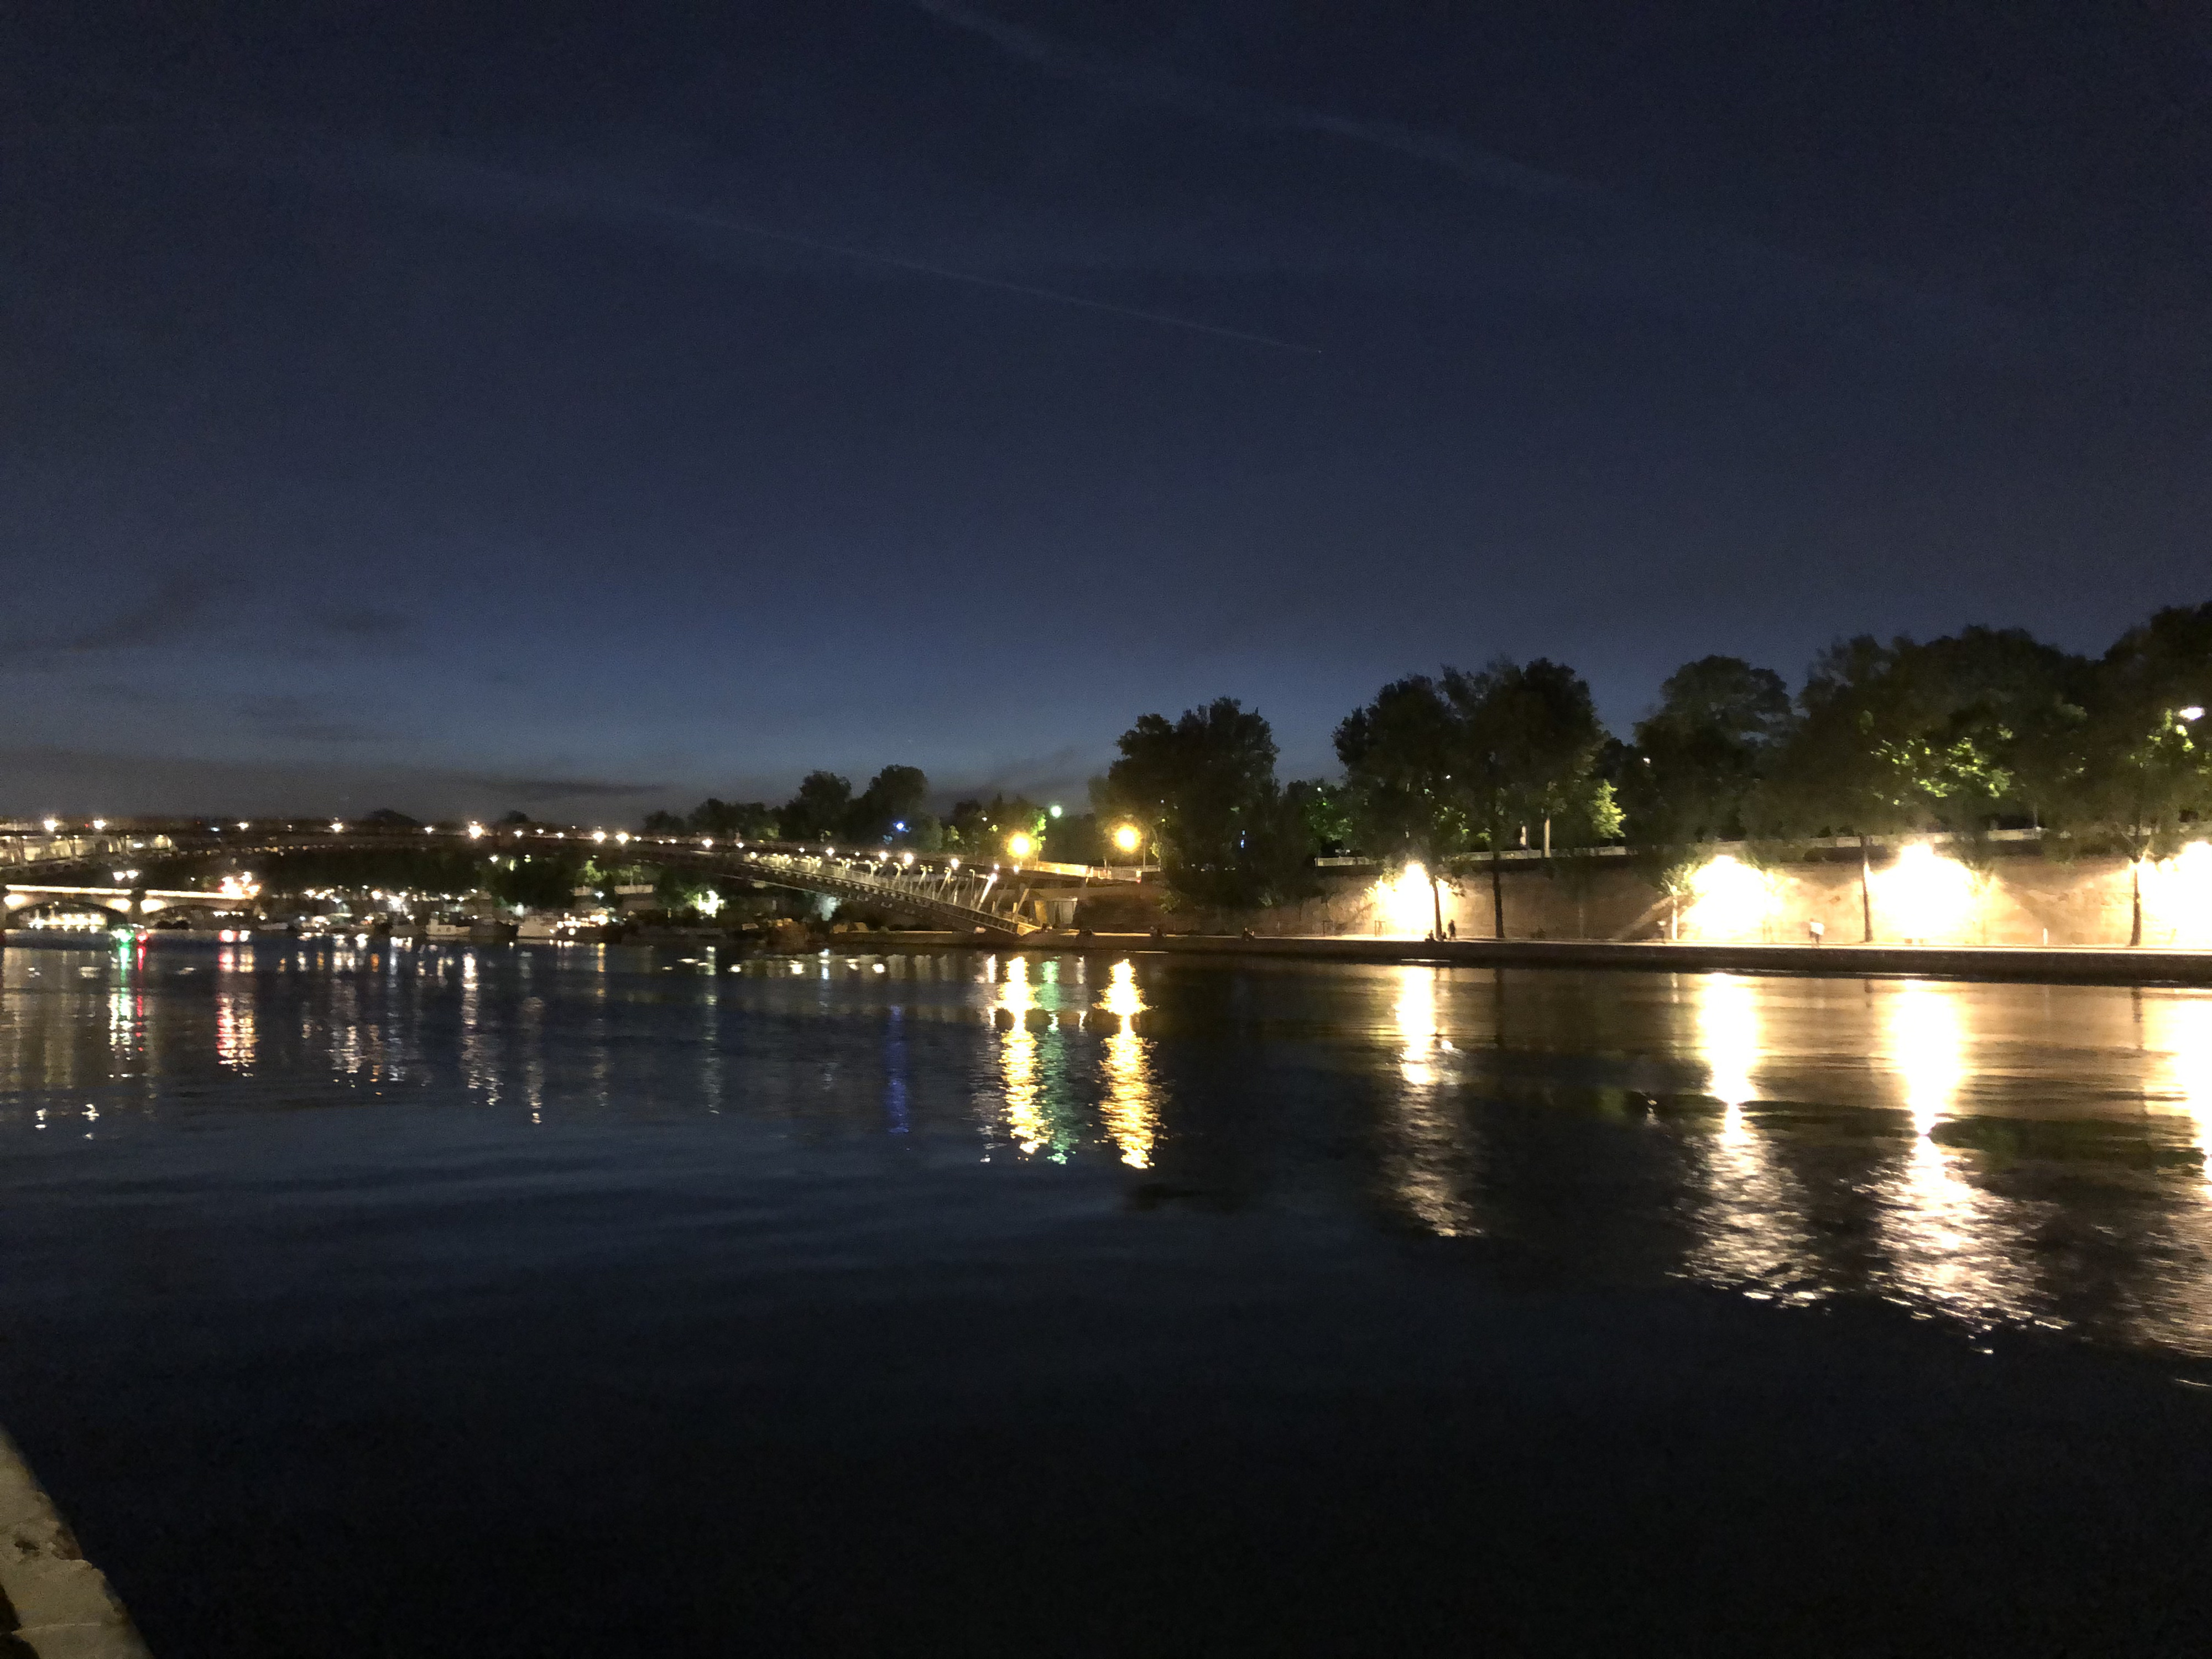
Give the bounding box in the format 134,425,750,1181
467,822,486,839
592,830,607,843
41,818,59,833
92,818,107,831
893,820,906,832
330,820,345,833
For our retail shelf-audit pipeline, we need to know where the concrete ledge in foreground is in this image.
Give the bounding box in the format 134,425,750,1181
829,932,2212,986
1,1427,150,1659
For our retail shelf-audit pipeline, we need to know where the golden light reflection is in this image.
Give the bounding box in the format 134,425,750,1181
1686,975,1825,1298
460,950,498,1104
1887,979,1966,1136
1694,973,1761,1112
1872,980,2042,1330
1381,966,1473,1234
2142,993,2212,1190
1097,960,1155,1167
215,992,255,1073
996,956,1044,1154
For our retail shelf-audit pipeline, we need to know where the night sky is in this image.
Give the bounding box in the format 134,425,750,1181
6,3,2207,820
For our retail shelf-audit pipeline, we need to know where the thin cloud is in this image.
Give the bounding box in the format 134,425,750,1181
350,144,1319,354
317,606,411,639
238,695,387,746
905,0,1600,208
493,776,666,803
902,0,1970,331
1,570,244,665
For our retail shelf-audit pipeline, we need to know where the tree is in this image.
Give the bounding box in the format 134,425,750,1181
484,850,584,911
844,765,930,844
1622,656,1792,847
1104,697,1292,910
1443,659,1619,937
778,772,853,844
1754,630,2085,940
641,810,686,834
1752,638,1932,941
1893,628,2086,833
1335,675,1470,937
945,795,1045,859
686,798,779,839
1042,810,1106,866
1286,779,1355,857
2051,603,2212,944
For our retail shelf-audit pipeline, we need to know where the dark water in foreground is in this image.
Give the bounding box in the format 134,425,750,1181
3,933,2211,1656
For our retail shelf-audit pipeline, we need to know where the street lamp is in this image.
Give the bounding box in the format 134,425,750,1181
1112,824,1143,857
2182,706,2205,723
1006,832,1035,862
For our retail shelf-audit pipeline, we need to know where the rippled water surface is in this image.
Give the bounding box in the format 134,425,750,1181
6,932,2211,1359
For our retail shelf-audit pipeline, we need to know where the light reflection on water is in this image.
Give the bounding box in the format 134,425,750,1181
1098,960,1155,1168
6,937,2212,1360
1382,967,1476,1236
1688,975,1821,1301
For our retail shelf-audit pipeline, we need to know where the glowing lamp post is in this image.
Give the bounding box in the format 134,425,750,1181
1006,832,1035,864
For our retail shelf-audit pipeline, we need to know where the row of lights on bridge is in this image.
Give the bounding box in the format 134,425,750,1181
35,813,1147,869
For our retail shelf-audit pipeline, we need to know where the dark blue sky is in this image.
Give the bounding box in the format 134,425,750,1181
6,2,2207,820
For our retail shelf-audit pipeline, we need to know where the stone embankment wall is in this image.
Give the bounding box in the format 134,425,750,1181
1072,848,2206,950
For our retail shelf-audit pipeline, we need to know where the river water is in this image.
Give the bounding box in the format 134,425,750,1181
3,932,2211,1655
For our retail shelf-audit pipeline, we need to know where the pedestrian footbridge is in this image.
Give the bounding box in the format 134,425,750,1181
0,821,1141,936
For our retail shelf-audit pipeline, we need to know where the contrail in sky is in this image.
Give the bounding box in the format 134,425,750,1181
653,204,1322,356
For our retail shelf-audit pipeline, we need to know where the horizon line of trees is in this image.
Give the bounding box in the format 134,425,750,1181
635,601,2209,944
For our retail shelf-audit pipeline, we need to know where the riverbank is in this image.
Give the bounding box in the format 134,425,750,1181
828,930,2212,986
0,1424,148,1657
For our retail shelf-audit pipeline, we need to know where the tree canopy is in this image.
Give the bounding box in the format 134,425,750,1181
1105,698,1306,910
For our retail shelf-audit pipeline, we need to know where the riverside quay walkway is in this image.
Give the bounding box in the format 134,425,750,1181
833,932,2212,988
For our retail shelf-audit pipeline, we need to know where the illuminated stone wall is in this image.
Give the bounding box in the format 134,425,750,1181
1078,846,2212,947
